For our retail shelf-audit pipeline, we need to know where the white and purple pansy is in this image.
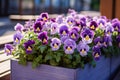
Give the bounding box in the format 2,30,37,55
63,39,76,54
50,38,61,51
80,28,94,44
77,41,90,57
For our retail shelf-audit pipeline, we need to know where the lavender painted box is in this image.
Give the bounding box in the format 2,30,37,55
11,59,78,80
11,56,120,80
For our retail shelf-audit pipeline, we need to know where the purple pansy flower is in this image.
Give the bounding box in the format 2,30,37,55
69,29,79,41
14,23,24,32
63,39,76,54
94,36,102,47
89,21,98,30
112,21,120,32
33,21,42,33
112,18,119,23
38,31,48,45
60,36,69,43
116,35,120,47
50,23,58,35
66,16,74,26
24,20,34,30
92,46,101,61
80,28,94,44
23,40,35,54
77,41,90,57
97,19,106,30
40,12,49,21
4,44,14,56
56,15,64,24
50,38,61,51
102,36,112,47
59,24,69,36
13,32,23,44
105,22,114,36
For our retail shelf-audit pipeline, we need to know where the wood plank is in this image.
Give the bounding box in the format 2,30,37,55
100,0,113,19
0,60,10,75
0,71,10,78
0,35,13,45
115,0,120,19
0,54,13,62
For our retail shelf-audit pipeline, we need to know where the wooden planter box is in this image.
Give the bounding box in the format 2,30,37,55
11,56,120,80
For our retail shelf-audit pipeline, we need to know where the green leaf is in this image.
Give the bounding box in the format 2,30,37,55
50,60,58,66
45,54,52,61
38,45,47,53
32,55,42,68
65,54,72,59
18,54,27,65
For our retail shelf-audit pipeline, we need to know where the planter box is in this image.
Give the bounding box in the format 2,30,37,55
11,56,120,80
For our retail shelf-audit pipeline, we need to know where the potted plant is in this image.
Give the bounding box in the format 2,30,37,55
4,9,120,80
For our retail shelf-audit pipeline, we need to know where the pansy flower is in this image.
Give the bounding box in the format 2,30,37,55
23,40,35,54
92,46,101,61
50,38,61,51
59,24,69,36
60,36,69,43
33,21,42,33
38,31,48,45
80,28,94,44
102,36,112,47
112,21,120,32
66,16,74,27
89,21,98,30
105,22,114,36
68,9,76,16
116,35,120,47
69,29,79,41
94,36,102,47
97,19,106,30
112,18,119,23
4,44,14,56
56,15,64,24
13,32,23,45
77,41,90,57
63,39,76,54
40,12,49,21
50,23,58,35
14,23,24,32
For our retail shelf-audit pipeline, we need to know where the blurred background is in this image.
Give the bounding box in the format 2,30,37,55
0,0,100,16
1,0,120,80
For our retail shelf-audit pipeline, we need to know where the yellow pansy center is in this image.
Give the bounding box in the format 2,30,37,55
100,23,103,27
6,49,10,53
67,46,72,51
81,49,85,54
108,31,111,35
103,42,107,46
91,25,95,29
43,38,47,43
43,17,47,21
62,31,66,35
36,27,40,31
115,26,118,30
71,33,76,39
97,42,101,45
27,46,32,51
15,38,19,42
54,43,58,48
68,21,72,25
85,35,90,41
95,53,99,58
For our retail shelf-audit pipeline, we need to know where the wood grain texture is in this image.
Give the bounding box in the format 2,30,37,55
100,0,113,19
115,0,120,19
11,60,77,80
